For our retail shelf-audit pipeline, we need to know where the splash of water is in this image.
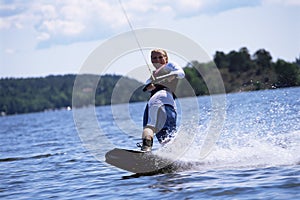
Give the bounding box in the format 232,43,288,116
156,124,300,170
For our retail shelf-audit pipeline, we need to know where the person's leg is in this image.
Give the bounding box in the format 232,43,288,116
141,104,154,151
141,126,154,151
155,105,177,144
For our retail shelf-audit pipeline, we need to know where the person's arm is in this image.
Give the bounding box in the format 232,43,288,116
142,62,185,92
155,62,185,82
142,78,155,92
154,71,180,83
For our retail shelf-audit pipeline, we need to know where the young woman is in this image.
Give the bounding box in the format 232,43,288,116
140,49,185,151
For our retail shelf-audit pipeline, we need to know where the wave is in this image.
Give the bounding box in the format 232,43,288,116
0,152,64,163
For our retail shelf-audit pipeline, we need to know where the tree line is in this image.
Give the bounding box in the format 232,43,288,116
179,47,300,95
1,47,299,115
0,74,147,115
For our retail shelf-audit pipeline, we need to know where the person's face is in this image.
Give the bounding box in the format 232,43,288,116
151,52,167,69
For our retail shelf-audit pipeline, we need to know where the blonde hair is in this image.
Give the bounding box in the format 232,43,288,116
151,49,168,62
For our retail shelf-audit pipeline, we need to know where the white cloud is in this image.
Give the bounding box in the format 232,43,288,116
40,20,85,36
170,0,204,17
38,4,57,18
1,0,297,48
32,0,129,47
36,32,50,41
1,0,299,78
5,48,15,54
0,18,10,29
263,0,300,6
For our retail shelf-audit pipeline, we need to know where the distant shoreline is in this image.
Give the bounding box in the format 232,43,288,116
1,47,299,115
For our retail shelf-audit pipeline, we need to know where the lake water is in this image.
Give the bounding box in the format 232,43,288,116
1,87,299,199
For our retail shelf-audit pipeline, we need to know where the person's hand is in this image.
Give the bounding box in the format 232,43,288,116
146,83,155,91
142,83,156,92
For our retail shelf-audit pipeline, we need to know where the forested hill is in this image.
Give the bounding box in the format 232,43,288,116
1,47,300,115
0,74,148,115
181,47,300,95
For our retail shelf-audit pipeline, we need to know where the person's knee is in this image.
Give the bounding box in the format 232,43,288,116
142,126,155,139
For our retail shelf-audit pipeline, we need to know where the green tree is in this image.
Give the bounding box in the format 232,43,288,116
295,55,300,67
225,47,252,72
253,49,272,68
274,59,300,87
214,51,229,69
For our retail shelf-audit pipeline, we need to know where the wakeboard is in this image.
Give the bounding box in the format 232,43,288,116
105,148,178,174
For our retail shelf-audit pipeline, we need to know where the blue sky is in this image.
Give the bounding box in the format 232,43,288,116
0,0,299,79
